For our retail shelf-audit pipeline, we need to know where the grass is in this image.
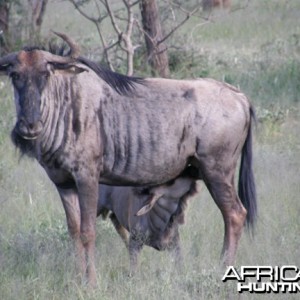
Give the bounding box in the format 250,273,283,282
0,0,300,299
0,118,299,300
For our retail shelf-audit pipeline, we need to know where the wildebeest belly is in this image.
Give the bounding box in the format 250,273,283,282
99,95,196,186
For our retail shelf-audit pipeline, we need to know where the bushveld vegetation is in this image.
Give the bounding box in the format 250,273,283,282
0,0,299,299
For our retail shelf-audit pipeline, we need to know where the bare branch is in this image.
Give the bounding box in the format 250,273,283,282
158,7,200,46
104,0,122,36
69,0,102,23
123,0,134,37
121,0,137,75
68,0,248,77
157,1,211,46
69,0,115,69
135,18,156,49
130,0,141,8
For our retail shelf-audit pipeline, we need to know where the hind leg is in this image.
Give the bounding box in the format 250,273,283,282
204,170,247,266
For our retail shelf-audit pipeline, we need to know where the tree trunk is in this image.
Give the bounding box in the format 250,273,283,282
28,0,48,42
0,1,10,54
140,0,170,78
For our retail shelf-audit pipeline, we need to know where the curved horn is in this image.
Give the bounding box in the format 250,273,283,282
52,31,80,59
42,51,74,64
0,52,18,67
42,32,81,65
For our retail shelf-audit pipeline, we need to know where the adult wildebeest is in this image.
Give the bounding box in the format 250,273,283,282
97,167,198,275
0,32,256,286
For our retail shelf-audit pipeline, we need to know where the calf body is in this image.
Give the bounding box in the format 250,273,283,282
97,176,198,274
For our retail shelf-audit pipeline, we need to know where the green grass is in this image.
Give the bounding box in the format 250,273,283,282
0,0,300,299
0,117,299,299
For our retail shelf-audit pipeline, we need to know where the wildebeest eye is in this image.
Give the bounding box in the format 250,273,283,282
41,71,50,80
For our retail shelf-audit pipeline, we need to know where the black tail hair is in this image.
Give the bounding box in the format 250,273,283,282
238,106,257,230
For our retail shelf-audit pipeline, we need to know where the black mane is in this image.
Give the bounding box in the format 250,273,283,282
22,42,145,95
77,56,145,95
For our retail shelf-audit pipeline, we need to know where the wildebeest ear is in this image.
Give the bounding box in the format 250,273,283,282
49,63,88,75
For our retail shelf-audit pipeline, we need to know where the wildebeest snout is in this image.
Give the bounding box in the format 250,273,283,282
16,117,43,140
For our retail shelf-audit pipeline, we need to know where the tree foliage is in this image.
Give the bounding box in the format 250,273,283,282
0,0,249,74
69,0,207,76
0,0,48,54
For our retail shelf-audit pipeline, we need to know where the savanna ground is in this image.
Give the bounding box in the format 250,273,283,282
0,0,300,299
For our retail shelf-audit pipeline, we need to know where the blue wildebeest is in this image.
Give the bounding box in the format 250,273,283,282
97,166,199,275
0,33,256,285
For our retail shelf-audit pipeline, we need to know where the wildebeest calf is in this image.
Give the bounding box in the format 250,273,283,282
97,172,198,274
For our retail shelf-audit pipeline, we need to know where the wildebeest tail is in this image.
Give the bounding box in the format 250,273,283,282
238,106,257,230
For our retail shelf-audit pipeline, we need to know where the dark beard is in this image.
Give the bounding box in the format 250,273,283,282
11,127,36,158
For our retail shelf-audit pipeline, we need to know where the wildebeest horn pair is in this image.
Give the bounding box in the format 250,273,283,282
0,31,80,67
